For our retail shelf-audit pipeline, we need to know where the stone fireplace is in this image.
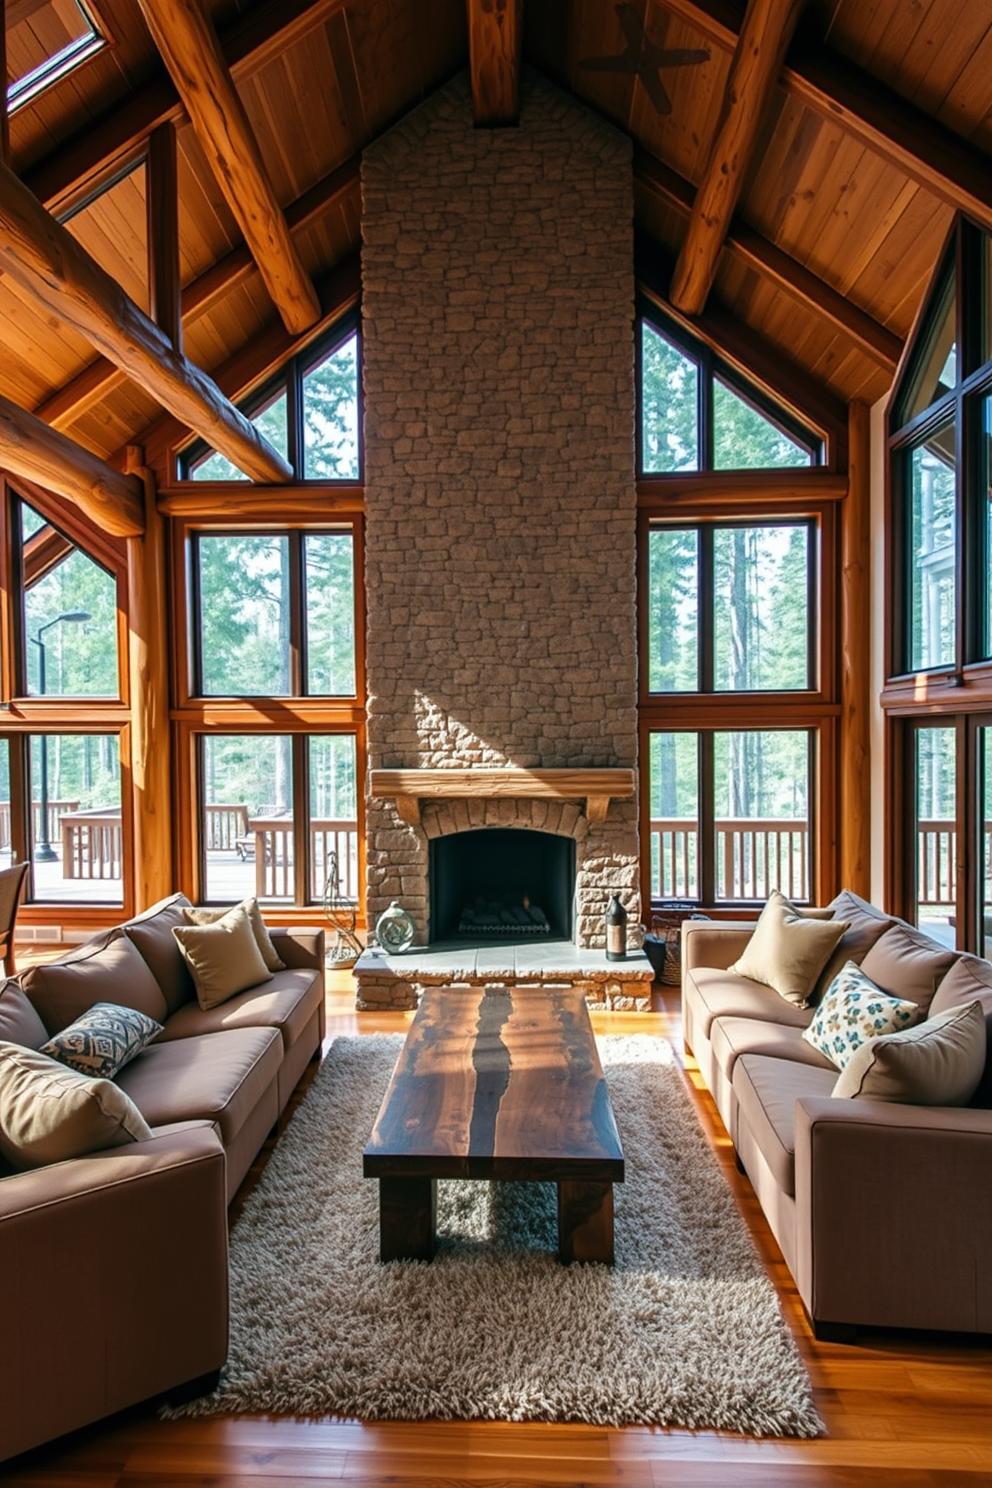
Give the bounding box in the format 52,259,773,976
360,71,639,993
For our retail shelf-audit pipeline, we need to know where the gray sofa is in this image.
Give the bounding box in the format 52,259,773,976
0,892,325,1463
682,889,992,1342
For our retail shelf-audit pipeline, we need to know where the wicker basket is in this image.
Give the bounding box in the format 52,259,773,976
650,902,710,986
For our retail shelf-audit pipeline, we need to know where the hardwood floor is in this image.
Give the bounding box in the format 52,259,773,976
6,971,992,1487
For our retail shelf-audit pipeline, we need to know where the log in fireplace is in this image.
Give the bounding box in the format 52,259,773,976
429,828,576,945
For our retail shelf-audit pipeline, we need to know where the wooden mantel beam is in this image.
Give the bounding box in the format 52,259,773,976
370,767,635,827
0,392,144,536
0,156,292,484
467,0,522,127
634,147,902,371
135,0,320,337
670,0,807,314
658,0,992,234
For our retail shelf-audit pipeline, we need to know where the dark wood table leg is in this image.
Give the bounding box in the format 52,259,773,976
378,1176,437,1262
558,1179,614,1265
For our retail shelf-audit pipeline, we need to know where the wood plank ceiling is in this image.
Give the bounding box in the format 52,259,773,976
2,0,990,476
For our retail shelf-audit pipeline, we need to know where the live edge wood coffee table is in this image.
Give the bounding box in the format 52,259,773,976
363,984,624,1264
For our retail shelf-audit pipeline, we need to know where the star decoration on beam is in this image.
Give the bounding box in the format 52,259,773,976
579,3,710,116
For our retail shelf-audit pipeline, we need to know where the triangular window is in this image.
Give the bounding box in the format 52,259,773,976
713,378,811,470
6,0,107,113
302,333,360,480
191,391,289,482
894,254,957,427
641,323,700,473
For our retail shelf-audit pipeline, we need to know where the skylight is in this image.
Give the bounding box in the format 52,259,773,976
6,0,107,114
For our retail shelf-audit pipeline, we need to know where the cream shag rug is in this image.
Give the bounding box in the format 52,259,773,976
166,1033,821,1436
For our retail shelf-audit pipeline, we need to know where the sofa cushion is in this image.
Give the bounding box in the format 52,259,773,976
812,890,897,1002
20,931,168,1036
685,966,815,1040
40,1002,162,1079
0,1040,152,1170
155,968,322,1054
184,898,285,972
833,1001,987,1106
729,890,848,1007
802,961,922,1069
173,903,273,1012
123,892,196,1017
0,980,47,1050
710,1015,838,1085
733,1053,838,1196
928,954,992,1108
859,922,958,1017
114,1027,282,1146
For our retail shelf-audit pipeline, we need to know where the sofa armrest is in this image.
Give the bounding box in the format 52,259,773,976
269,925,325,970
794,1097,992,1334
0,1125,229,1463
681,920,755,973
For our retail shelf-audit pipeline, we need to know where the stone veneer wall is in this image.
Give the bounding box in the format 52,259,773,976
362,72,638,949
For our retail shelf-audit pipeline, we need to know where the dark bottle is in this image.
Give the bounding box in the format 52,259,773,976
606,895,627,961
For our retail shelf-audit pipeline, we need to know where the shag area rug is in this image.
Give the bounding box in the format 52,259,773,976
166,1033,821,1436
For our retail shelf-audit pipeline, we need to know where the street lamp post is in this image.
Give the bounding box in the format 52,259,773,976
30,612,90,863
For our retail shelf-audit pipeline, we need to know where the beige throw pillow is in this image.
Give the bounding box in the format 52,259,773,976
0,1041,152,1170
173,901,273,1011
832,1000,987,1105
184,897,285,972
730,889,849,1008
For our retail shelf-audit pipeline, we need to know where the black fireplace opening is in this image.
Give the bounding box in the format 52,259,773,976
429,828,575,944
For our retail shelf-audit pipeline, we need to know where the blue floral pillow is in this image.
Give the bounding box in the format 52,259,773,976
40,1002,162,1079
802,961,921,1069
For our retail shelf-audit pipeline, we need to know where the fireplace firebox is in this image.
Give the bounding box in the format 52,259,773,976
429,828,575,944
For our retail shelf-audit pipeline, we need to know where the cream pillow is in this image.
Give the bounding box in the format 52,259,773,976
185,897,285,972
729,890,848,1007
172,901,273,1011
833,1000,987,1104
0,1041,152,1170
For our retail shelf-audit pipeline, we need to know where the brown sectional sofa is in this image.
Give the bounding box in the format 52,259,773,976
682,889,992,1342
0,893,325,1464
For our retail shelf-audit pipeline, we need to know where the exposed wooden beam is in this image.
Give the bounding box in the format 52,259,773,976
636,229,847,461
0,156,292,482
670,0,806,314
32,157,361,434
657,0,992,233
136,251,362,475
634,147,902,371
467,0,522,126
23,0,346,216
134,0,319,337
0,391,144,536
146,123,182,350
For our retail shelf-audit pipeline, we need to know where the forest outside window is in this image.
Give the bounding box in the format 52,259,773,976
191,528,356,698
183,324,360,482
198,733,358,906
639,311,820,474
20,501,119,698
647,521,813,694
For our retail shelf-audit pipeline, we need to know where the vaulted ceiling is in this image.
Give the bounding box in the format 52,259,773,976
2,0,989,478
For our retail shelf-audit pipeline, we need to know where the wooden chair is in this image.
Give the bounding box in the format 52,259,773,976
0,861,29,977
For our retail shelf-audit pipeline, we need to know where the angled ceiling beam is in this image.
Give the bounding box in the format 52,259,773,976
32,156,361,433
23,0,346,216
0,392,144,536
134,0,320,337
467,0,523,126
0,156,292,483
635,147,902,370
636,228,848,460
670,0,807,314
658,0,992,233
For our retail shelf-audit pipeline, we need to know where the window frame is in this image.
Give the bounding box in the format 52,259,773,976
6,0,110,115
637,302,824,477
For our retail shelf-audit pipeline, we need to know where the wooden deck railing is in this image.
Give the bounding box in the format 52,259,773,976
204,803,249,851
649,816,808,901
0,800,81,851
61,808,123,879
247,817,359,900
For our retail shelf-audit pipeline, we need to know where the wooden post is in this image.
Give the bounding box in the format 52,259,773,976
840,401,871,897
146,123,182,353
0,1,10,170
467,0,522,126
125,446,173,909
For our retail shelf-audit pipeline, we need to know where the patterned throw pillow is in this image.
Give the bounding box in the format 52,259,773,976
40,1002,162,1079
802,961,921,1070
